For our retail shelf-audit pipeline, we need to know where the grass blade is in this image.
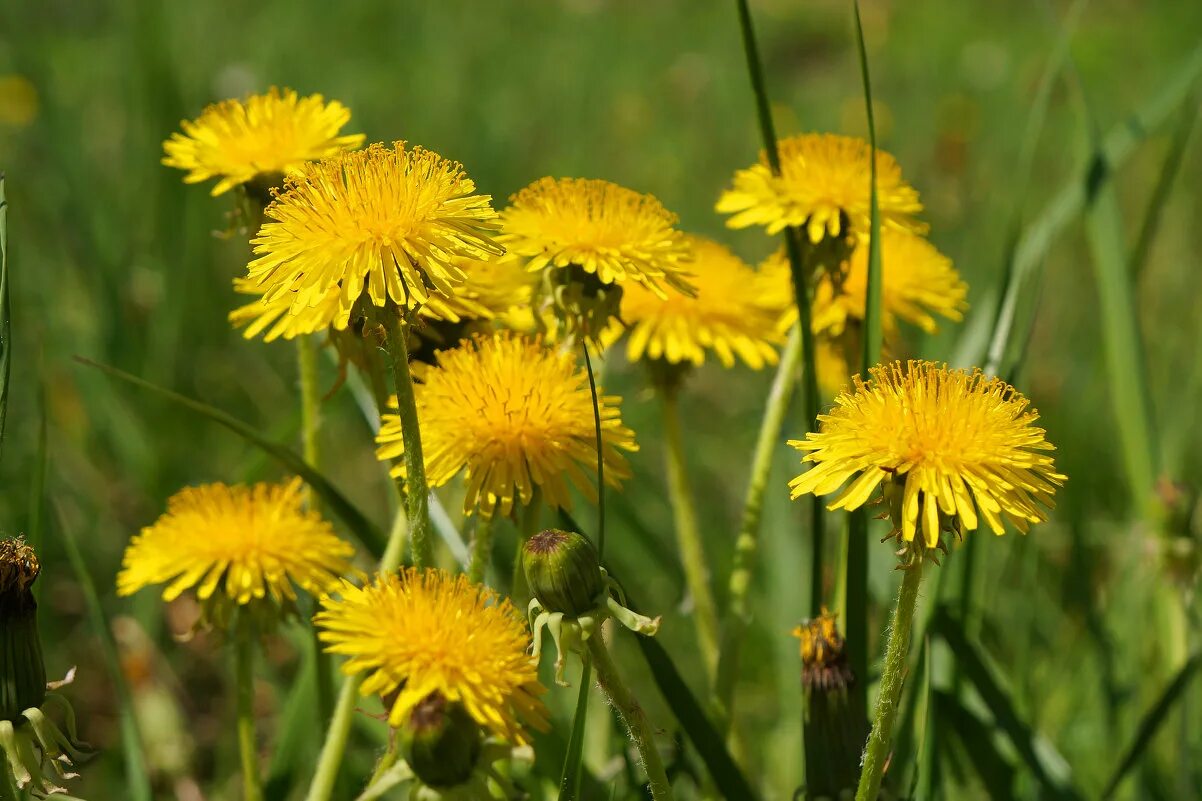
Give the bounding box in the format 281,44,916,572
1101,652,1202,800
933,609,1081,800
54,502,154,801
1129,99,1198,281
557,657,593,801
933,690,1017,799
0,175,11,456
75,357,387,557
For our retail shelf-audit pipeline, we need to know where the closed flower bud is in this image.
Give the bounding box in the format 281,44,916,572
523,529,605,617
400,692,483,790
0,538,47,721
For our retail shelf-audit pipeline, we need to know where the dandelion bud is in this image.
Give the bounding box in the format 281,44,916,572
400,692,483,790
0,538,47,721
793,610,866,800
523,529,605,617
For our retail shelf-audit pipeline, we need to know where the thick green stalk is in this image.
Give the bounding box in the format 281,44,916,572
732,0,824,618
381,310,432,569
716,326,803,717
855,562,925,801
588,637,675,801
236,634,263,801
661,391,721,682
468,515,494,585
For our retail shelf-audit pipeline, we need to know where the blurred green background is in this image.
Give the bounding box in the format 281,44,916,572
1,0,1201,798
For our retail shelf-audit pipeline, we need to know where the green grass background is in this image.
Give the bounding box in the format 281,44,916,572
1,0,1201,798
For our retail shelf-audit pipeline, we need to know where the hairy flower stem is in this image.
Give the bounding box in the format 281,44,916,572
468,516,494,584
661,391,721,683
381,310,432,569
587,637,675,801
855,562,925,801
716,326,803,722
235,633,263,801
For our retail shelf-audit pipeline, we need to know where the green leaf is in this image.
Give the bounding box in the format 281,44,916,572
0,175,11,457
54,502,154,801
75,357,388,557
1101,652,1202,800
933,689,1017,800
932,610,1082,800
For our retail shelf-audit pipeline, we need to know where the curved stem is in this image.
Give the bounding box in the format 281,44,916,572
235,634,263,801
660,391,721,682
856,562,925,801
587,637,675,801
716,326,803,719
381,309,432,569
468,515,495,585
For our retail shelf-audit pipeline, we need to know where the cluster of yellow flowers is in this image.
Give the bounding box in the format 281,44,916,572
108,85,1064,800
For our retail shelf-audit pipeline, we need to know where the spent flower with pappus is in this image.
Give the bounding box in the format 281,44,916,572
500,177,693,336
1,538,90,796
162,87,364,197
789,361,1065,551
245,141,503,331
117,479,355,627
717,132,926,243
621,235,785,371
315,568,549,746
522,529,660,685
375,331,638,518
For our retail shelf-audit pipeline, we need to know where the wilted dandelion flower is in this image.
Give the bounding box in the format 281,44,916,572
375,331,637,518
162,87,364,196
789,361,1065,548
500,177,693,297
315,567,548,744
246,141,502,329
117,479,355,608
717,133,926,242
621,236,785,369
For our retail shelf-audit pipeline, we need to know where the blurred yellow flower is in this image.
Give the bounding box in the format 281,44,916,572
789,361,1065,547
717,133,926,242
621,236,784,369
0,75,38,128
500,177,693,297
375,331,637,518
162,87,364,196
315,568,549,743
117,479,354,606
246,142,503,328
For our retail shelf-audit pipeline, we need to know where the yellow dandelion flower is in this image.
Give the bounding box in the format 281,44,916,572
228,277,341,342
789,361,1065,548
315,568,549,743
162,87,364,196
717,133,926,242
375,331,638,518
621,236,784,369
500,177,693,297
117,479,355,605
246,141,502,329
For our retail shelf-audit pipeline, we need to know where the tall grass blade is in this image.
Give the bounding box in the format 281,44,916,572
54,502,154,801
933,610,1081,800
1129,100,1198,281
933,689,1017,798
959,42,1202,372
1100,652,1201,800
76,357,388,556
0,175,11,455
558,510,759,801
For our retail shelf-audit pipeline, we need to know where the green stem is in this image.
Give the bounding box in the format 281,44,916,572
381,309,432,569
661,391,721,683
303,675,363,801
855,562,925,801
511,491,542,604
236,634,263,801
587,637,675,801
468,515,494,585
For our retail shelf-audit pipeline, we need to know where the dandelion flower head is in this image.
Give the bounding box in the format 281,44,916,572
789,361,1065,548
162,87,364,196
375,331,638,518
621,236,784,369
316,567,548,743
717,133,926,242
117,479,355,606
